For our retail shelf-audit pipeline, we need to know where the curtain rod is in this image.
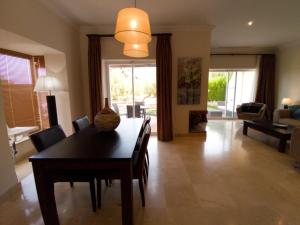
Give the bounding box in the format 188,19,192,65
211,53,268,56
87,33,172,38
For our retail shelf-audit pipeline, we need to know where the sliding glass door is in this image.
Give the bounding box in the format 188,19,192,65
207,70,257,119
106,61,157,132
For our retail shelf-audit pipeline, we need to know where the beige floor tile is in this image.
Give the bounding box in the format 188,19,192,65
1,120,300,225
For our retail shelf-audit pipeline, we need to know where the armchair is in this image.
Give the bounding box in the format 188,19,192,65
236,102,266,121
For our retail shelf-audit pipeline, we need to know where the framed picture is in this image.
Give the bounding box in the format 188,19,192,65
177,57,201,104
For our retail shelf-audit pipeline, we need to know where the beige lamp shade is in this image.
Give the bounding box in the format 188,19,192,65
123,43,149,58
34,75,62,94
115,7,151,44
281,98,293,105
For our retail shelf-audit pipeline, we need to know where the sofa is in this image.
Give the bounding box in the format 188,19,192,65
291,127,300,168
236,103,266,120
273,107,300,127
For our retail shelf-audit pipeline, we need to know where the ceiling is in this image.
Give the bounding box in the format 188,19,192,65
40,0,300,48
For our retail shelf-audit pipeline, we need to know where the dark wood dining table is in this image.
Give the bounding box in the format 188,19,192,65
29,118,143,225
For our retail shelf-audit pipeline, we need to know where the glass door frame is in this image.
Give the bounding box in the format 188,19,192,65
208,69,256,119
104,59,156,117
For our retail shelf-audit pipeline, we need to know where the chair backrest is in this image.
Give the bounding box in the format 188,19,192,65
127,105,141,118
138,116,151,138
136,124,151,175
135,101,144,106
135,105,141,118
72,115,90,133
30,125,66,152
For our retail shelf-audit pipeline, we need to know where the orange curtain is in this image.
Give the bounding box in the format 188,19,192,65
156,35,173,141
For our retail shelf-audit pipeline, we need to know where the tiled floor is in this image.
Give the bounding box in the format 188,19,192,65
1,120,300,225
15,158,32,181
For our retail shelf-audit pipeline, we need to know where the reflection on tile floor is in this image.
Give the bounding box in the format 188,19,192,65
1,120,300,225
15,158,32,181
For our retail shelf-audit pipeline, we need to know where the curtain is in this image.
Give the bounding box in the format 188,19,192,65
156,35,173,141
255,54,276,120
88,35,103,119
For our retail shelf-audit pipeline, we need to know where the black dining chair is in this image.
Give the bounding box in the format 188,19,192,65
133,124,151,207
30,125,97,212
72,115,90,133
126,105,141,118
96,124,151,208
135,116,151,182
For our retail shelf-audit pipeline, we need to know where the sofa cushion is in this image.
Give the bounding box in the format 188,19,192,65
292,109,300,120
241,103,263,113
279,118,300,127
288,105,300,112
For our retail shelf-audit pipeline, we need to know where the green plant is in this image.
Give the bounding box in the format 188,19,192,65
208,75,227,101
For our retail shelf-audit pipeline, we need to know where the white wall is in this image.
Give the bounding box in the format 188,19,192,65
0,0,84,118
276,43,300,107
0,0,84,195
80,25,212,135
44,54,73,135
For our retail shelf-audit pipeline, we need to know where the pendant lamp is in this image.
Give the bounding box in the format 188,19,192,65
123,43,149,58
114,0,151,44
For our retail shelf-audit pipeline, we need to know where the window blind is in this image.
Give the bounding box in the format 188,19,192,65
0,51,38,127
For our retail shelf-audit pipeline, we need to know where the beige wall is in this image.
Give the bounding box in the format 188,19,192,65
276,44,300,107
80,26,212,135
171,30,211,134
0,0,84,195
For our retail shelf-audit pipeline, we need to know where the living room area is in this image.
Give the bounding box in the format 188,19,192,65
0,0,300,225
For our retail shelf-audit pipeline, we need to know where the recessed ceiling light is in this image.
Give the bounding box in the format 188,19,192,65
248,21,254,26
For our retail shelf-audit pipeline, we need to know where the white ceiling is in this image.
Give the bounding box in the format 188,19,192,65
40,0,300,48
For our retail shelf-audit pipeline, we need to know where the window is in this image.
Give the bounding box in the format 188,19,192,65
0,49,48,128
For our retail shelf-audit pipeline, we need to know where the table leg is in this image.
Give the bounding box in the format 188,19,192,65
243,122,248,135
278,139,287,153
120,163,133,225
32,164,60,225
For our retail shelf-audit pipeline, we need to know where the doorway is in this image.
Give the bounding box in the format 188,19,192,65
105,60,157,133
207,70,257,119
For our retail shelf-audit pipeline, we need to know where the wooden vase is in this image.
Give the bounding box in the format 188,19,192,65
94,98,121,131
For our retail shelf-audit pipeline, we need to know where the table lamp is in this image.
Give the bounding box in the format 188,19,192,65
34,76,61,127
281,98,293,109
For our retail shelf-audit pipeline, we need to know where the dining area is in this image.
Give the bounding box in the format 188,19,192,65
29,116,151,225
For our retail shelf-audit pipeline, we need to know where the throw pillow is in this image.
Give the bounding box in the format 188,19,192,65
293,109,300,121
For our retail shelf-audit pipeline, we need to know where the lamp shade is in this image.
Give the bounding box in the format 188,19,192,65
34,76,61,93
281,98,293,105
123,43,149,58
115,7,151,44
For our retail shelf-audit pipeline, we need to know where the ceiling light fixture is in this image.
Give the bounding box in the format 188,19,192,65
123,43,149,58
114,0,152,44
248,21,254,26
